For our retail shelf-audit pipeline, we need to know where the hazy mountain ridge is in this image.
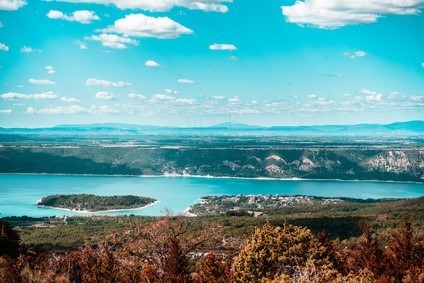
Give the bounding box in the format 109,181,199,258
0,120,423,136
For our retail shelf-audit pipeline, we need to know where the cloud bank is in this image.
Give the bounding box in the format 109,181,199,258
1,91,58,100
47,10,100,24
55,0,231,13
28,78,57,85
0,0,26,10
281,0,424,29
86,78,132,87
209,43,237,51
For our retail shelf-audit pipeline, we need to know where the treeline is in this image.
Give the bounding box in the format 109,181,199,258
38,194,156,212
1,216,423,282
9,197,423,251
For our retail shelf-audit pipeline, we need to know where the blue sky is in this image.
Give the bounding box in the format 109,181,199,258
0,0,423,127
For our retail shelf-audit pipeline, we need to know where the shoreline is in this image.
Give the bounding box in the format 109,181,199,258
36,200,160,214
183,206,197,217
0,172,422,185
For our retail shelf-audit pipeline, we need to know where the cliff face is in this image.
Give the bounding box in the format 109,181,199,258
0,147,423,182
363,150,424,175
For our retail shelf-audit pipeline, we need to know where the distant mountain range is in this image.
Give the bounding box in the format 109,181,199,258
0,120,423,136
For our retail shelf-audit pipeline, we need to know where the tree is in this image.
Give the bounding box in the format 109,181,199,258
0,256,21,283
121,214,223,282
385,221,424,282
350,221,386,276
233,223,324,282
59,243,122,283
0,220,20,258
193,253,233,283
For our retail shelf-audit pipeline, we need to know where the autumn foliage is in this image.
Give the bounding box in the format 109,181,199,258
0,217,423,283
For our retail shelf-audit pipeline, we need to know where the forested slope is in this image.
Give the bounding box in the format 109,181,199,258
0,146,423,182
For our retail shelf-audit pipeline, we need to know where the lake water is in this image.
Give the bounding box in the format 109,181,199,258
0,174,423,217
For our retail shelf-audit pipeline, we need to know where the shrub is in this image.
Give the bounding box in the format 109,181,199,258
233,223,324,282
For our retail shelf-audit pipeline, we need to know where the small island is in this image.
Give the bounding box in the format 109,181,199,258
37,194,157,212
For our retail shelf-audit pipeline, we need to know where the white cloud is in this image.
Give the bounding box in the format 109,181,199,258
128,92,146,100
20,89,424,117
366,94,383,101
229,56,239,61
61,96,81,103
359,89,378,96
101,14,193,39
145,60,160,67
164,88,178,95
151,93,175,101
421,62,424,68
0,0,26,10
175,98,196,105
387,92,407,101
1,91,57,100
28,78,57,85
307,94,317,99
0,109,12,114
25,107,35,114
95,91,119,100
209,43,237,51
88,13,192,48
178,78,194,84
354,51,366,57
281,0,424,29
75,40,88,49
87,33,139,49
343,51,367,59
212,95,224,100
228,96,241,103
95,105,122,114
27,105,90,115
359,89,383,101
0,43,9,51
55,0,231,13
47,10,99,24
410,95,424,101
21,46,41,53
45,66,56,74
322,73,344,77
26,104,125,115
86,78,132,87
228,109,261,114
0,21,2,28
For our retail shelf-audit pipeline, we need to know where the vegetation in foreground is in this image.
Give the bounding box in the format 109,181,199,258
37,194,156,212
0,196,422,282
2,196,422,251
0,215,423,283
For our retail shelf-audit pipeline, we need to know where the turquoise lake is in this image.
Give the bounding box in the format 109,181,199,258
0,174,423,217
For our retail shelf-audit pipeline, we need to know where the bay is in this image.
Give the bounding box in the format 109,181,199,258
0,174,423,217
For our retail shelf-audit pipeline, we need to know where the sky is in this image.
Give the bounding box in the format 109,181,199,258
0,0,423,127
